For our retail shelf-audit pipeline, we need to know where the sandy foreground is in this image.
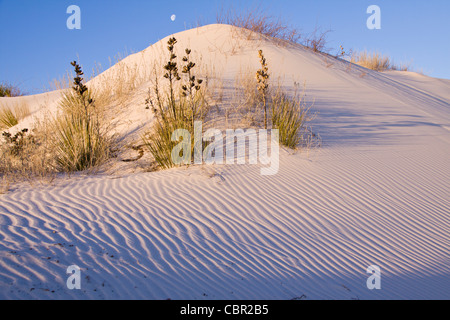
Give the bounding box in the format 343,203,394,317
0,25,449,300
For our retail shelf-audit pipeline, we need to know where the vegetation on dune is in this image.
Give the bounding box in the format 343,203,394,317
53,61,113,172
143,37,209,170
2,20,320,188
257,50,314,149
0,82,23,97
351,50,410,72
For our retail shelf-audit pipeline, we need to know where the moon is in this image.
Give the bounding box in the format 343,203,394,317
171,14,176,22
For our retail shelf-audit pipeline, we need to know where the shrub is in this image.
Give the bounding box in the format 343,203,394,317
0,126,54,185
2,129,32,157
304,26,331,53
53,61,112,172
0,82,23,97
143,38,208,170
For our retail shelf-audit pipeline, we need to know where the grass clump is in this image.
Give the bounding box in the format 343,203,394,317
0,107,18,129
351,50,412,72
0,103,30,130
53,61,112,172
351,51,391,71
143,38,208,170
271,89,312,149
351,51,413,72
0,82,23,97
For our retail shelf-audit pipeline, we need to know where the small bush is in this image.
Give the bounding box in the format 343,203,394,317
0,82,23,97
2,129,32,157
304,26,331,53
0,125,54,185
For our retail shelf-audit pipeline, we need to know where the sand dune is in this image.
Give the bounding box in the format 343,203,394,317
0,24,449,300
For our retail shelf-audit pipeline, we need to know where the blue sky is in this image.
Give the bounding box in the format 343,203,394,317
1,0,449,94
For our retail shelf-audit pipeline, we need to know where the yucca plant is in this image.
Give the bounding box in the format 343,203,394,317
54,61,110,172
143,38,208,169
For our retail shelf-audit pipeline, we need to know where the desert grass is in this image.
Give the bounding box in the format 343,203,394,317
224,51,315,150
351,51,411,72
0,51,155,186
216,5,301,46
351,51,390,71
225,68,261,128
271,86,314,149
0,102,30,129
216,5,336,55
0,107,18,129
0,125,56,187
52,100,112,172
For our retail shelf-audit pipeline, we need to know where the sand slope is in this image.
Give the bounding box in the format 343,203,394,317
0,25,449,300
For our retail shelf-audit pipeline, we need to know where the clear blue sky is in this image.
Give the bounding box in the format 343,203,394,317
1,0,449,94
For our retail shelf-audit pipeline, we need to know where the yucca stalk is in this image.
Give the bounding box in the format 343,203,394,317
181,48,204,129
256,49,269,129
164,37,181,119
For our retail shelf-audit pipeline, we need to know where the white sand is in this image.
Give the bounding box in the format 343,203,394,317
0,25,449,300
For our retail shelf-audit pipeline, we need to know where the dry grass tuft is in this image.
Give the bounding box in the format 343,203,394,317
351,51,411,72
351,51,391,71
0,102,30,129
217,5,301,45
271,84,315,149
